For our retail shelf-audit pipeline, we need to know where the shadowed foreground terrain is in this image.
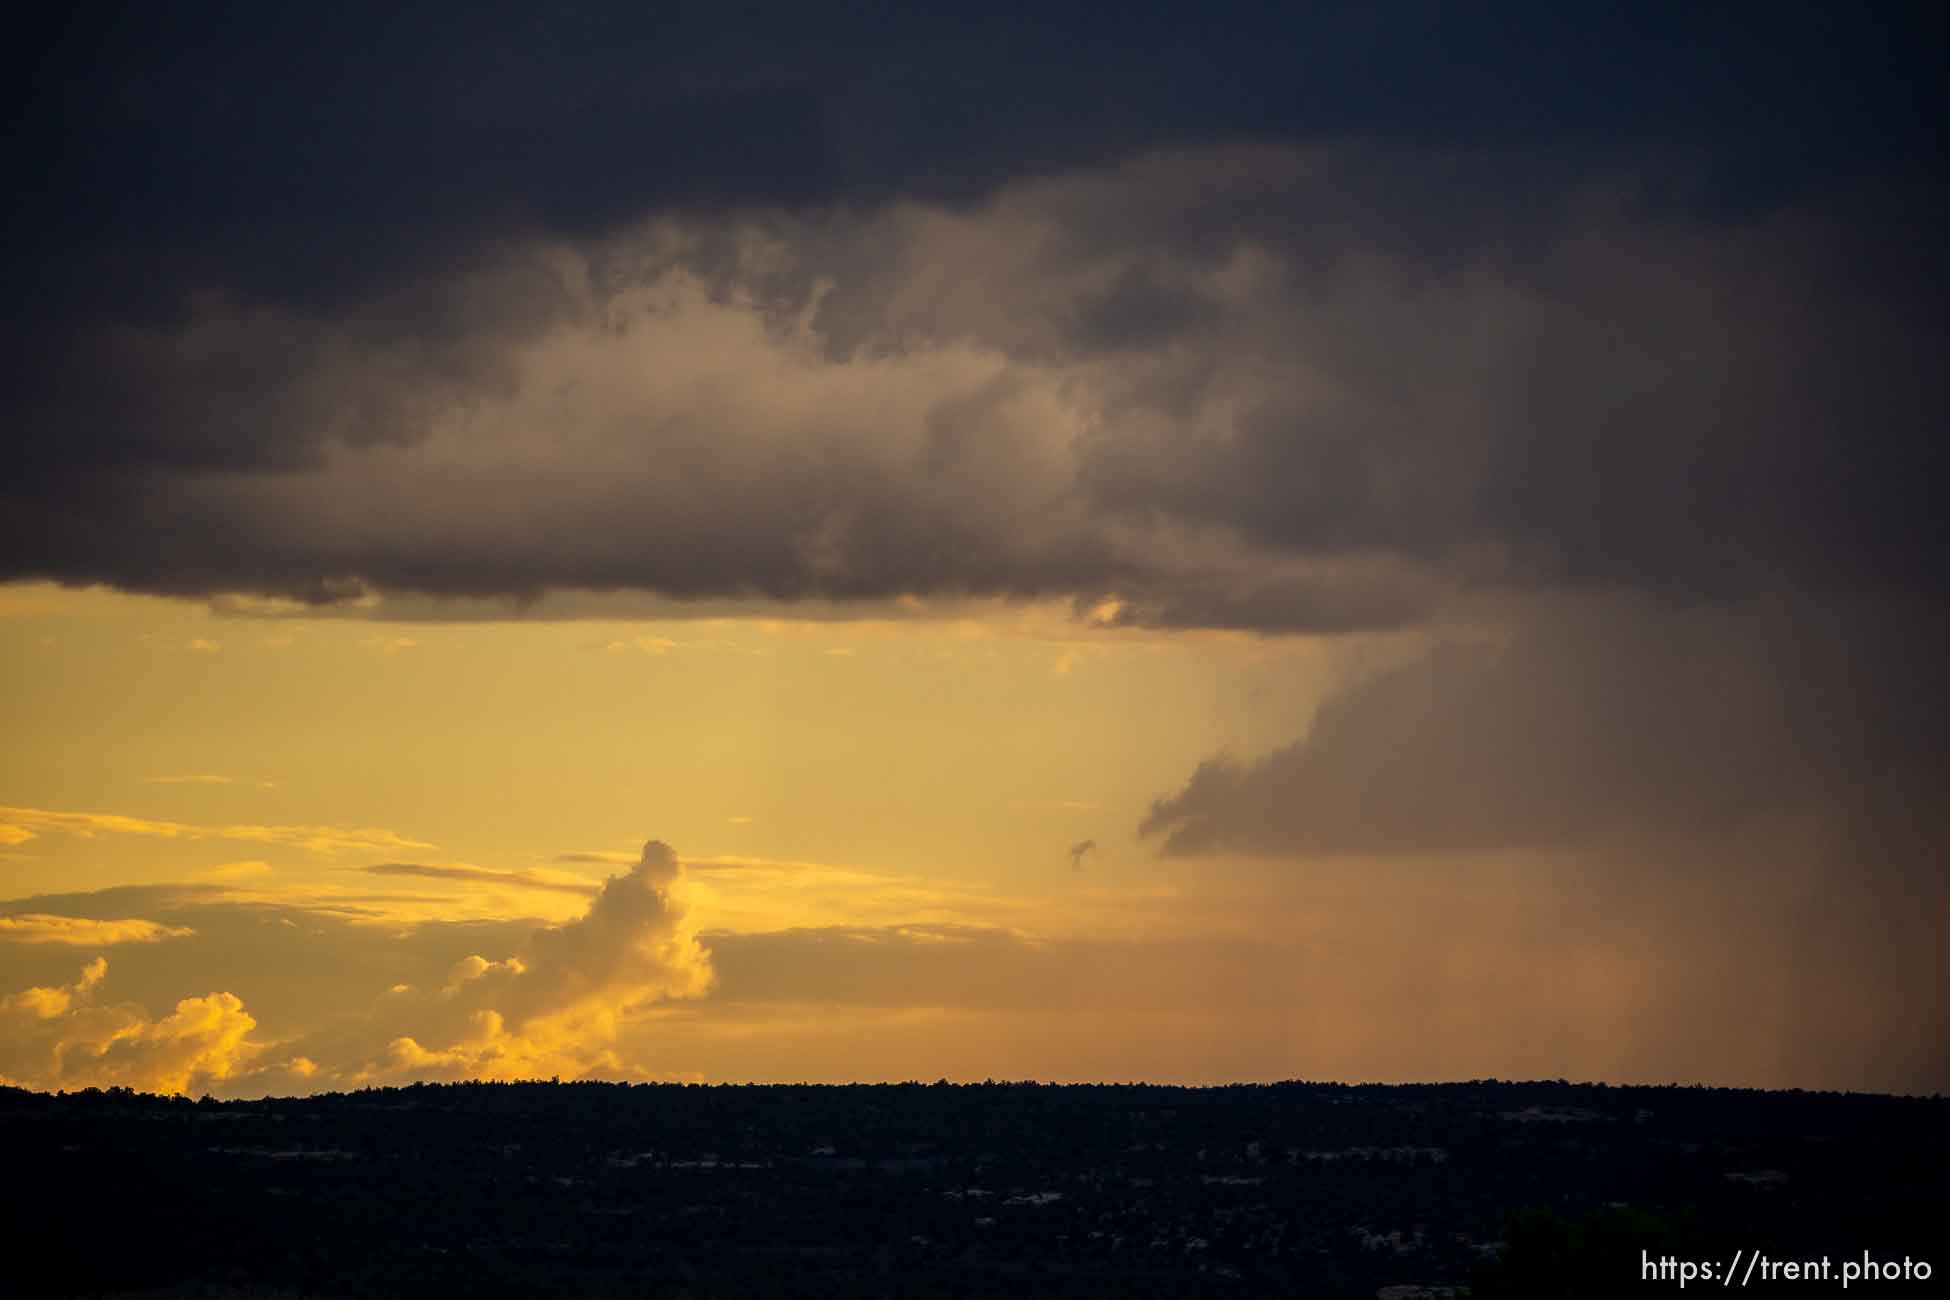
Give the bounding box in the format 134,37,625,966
7,1080,1943,1298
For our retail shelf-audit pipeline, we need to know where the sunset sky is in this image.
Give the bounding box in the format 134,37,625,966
4,3,1945,1097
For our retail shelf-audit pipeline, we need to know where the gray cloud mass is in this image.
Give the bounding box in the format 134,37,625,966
8,5,1941,621
1142,596,1950,859
5,151,1941,628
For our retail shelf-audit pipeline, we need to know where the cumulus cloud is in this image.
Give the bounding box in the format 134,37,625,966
3,956,106,1019
0,844,713,1091
0,957,261,1095
0,884,540,1057
0,915,195,947
350,840,714,1083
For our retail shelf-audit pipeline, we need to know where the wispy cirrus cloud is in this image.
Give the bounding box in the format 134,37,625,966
559,849,1037,934
356,862,600,897
142,774,233,786
0,914,195,946
0,806,435,856
554,851,638,866
675,853,1035,935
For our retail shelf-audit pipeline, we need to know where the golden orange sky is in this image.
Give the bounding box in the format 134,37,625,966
5,580,1944,1096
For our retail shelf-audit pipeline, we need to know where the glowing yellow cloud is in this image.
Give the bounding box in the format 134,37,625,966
0,806,434,856
0,914,196,946
1,957,261,1095
355,861,598,896
3,956,106,1018
351,840,714,1084
678,854,1035,934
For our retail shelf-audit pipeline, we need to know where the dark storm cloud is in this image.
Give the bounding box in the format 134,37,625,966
1139,593,1950,1089
6,157,1942,623
1142,595,1950,858
4,3,1944,622
12,4,1935,290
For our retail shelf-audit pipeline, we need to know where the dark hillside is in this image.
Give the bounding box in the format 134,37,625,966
5,1080,1942,1298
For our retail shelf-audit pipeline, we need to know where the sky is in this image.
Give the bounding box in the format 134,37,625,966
3,2,1946,1097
